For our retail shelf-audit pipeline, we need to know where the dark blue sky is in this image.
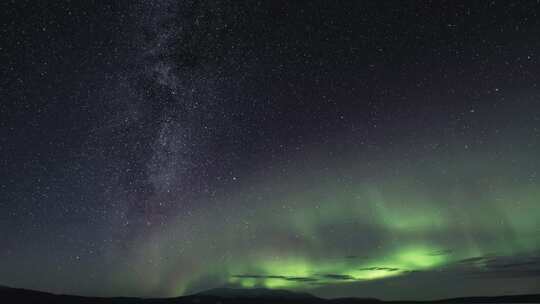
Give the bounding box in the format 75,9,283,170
1,0,540,300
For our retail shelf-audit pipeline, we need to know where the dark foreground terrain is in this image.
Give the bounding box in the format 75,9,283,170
1,286,539,304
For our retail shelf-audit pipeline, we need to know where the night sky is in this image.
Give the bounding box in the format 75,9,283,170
1,0,540,301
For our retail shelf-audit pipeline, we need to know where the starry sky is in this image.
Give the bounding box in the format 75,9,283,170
1,0,540,301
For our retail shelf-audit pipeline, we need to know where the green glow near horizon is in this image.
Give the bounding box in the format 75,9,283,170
159,152,540,297
228,245,450,289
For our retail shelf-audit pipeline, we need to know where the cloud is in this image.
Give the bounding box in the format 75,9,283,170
232,274,277,279
285,277,319,282
231,273,360,284
230,254,540,291
490,261,539,269
428,249,453,256
320,274,356,280
357,267,401,272
231,274,319,282
464,255,540,278
457,256,491,264
413,253,540,281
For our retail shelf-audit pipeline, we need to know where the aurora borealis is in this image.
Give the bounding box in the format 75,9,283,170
1,0,540,301
127,147,540,298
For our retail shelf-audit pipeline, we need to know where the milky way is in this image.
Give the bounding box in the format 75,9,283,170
1,1,540,300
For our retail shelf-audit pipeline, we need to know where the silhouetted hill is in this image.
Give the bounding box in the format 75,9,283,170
431,293,540,303
0,285,140,304
195,287,319,299
1,285,540,304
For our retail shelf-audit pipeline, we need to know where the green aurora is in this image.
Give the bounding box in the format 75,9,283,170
120,145,540,299
4,1,540,301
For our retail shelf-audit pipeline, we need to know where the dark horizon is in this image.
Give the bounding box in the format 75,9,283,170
1,0,540,300
2,284,540,303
